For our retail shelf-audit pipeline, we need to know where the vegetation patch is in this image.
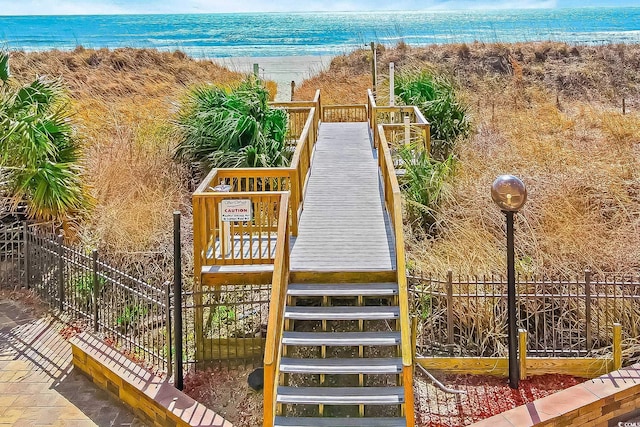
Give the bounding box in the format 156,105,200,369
174,77,289,174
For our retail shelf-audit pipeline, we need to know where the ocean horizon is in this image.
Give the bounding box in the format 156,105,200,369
1,7,640,58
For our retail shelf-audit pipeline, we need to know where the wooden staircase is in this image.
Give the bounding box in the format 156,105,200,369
272,281,410,427
191,91,426,427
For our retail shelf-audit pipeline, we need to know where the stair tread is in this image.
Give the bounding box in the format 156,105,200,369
274,416,407,427
280,357,402,374
285,306,399,320
282,331,401,346
277,386,405,405
287,283,398,297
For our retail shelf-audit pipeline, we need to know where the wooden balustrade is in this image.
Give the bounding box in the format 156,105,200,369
382,123,431,153
263,193,290,427
193,191,288,269
367,88,431,155
322,104,368,122
194,168,300,234
290,105,317,198
375,124,415,427
194,90,320,280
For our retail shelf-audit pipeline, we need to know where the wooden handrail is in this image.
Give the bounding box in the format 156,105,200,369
322,104,368,123
375,123,415,427
193,92,321,273
193,191,287,266
263,192,290,427
380,123,431,153
290,106,317,200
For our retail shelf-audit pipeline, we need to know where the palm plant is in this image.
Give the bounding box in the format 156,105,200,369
395,68,471,160
397,143,456,229
174,77,289,173
0,51,89,221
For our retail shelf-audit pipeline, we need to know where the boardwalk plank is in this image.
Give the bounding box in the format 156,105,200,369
290,122,395,272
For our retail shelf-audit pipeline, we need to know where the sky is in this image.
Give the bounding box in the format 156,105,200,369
0,0,637,15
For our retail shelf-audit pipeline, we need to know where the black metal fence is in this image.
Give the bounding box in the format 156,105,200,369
5,218,640,379
181,284,272,371
1,222,171,374
411,271,640,361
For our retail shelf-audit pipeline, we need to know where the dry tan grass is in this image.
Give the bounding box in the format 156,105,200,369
305,42,640,277
9,48,247,281
294,53,371,104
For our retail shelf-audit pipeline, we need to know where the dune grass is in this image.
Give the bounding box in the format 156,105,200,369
307,42,640,277
9,47,248,282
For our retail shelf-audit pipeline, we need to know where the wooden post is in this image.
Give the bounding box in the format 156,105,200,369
253,63,259,78
622,97,626,115
389,62,395,106
519,329,527,380
584,270,592,352
446,270,454,346
370,42,377,98
404,115,411,146
612,323,622,371
290,80,295,101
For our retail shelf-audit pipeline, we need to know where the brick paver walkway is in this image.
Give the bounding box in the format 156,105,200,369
0,298,147,426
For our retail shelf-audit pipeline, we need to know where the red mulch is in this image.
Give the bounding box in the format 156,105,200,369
182,366,586,427
415,372,585,426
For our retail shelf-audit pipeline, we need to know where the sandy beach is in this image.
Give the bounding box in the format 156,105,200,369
211,55,333,101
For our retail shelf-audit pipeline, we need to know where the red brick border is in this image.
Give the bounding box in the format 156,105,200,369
70,332,232,427
469,364,640,426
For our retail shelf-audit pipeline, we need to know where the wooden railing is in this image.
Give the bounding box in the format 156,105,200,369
381,123,431,153
193,90,320,276
263,193,290,427
271,89,321,138
368,88,431,152
322,104,368,122
193,167,300,235
374,120,416,426
280,107,313,145
192,191,288,267
290,105,317,200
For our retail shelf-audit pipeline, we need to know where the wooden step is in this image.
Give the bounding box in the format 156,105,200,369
274,416,407,427
284,306,399,321
277,386,404,405
201,264,274,286
282,331,401,347
280,357,402,374
287,283,398,297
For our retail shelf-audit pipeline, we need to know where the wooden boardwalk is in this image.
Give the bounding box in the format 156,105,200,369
290,122,395,272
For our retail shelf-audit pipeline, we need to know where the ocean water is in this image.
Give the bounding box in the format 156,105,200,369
1,8,640,58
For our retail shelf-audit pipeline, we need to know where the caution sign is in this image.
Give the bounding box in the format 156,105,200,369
221,199,252,222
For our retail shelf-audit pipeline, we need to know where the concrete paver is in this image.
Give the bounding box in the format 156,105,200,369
0,298,147,426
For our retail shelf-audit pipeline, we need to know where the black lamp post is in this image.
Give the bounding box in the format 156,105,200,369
491,175,527,389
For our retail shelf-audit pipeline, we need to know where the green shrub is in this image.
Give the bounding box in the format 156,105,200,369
395,68,471,159
71,273,106,309
0,51,90,221
397,143,456,229
174,77,289,173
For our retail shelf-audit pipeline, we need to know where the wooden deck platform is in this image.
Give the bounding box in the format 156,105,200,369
290,122,395,272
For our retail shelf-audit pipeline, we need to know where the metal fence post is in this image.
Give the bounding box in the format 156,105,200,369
23,222,30,289
173,211,184,391
585,269,592,352
446,270,454,346
92,249,99,332
165,281,173,379
57,234,65,311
